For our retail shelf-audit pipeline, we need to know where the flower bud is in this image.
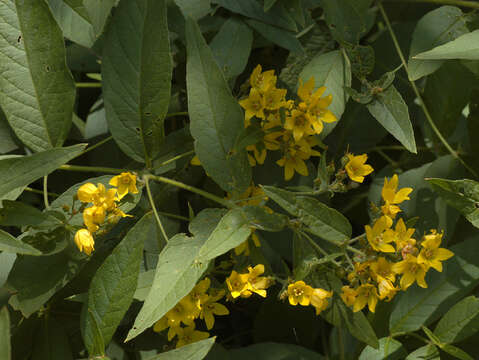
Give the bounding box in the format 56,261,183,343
74,229,95,255
77,183,98,203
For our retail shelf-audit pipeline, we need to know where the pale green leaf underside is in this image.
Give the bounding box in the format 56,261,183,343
414,29,479,60
146,337,215,360
359,338,406,360
0,307,11,360
0,229,41,255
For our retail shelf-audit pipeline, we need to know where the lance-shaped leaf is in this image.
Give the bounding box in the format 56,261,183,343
0,307,10,360
0,229,41,256
82,213,150,355
414,30,479,60
262,186,352,243
0,0,76,152
103,0,172,164
0,144,86,200
186,18,251,193
83,0,117,38
367,85,417,153
147,337,215,360
359,338,406,360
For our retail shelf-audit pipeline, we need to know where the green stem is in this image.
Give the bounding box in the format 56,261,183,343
157,211,190,222
348,233,365,245
144,177,169,245
392,332,430,344
76,82,102,88
43,176,50,209
303,228,366,257
154,150,195,169
378,1,478,178
290,188,329,196
375,149,400,168
25,187,59,197
145,174,234,209
81,136,114,156
299,231,341,266
383,0,479,8
164,111,189,118
58,164,126,174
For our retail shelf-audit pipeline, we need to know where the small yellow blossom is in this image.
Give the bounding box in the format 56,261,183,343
287,281,313,306
246,144,267,166
226,270,250,298
345,153,374,183
353,283,379,313
381,175,413,218
310,288,333,315
239,88,266,123
74,229,95,255
245,264,270,298
200,290,229,330
392,255,428,290
186,278,210,309
175,325,209,349
347,261,371,283
369,257,396,283
83,205,106,233
165,298,199,328
340,286,358,307
365,216,395,253
308,94,336,125
417,230,454,272
77,183,99,203
109,172,139,200
263,87,287,110
284,109,316,141
249,65,276,93
393,218,416,252
376,276,399,301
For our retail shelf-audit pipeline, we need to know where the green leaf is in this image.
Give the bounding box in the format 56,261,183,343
434,296,479,344
126,209,225,341
146,337,215,360
0,111,18,154
389,237,479,334
174,0,210,20
320,0,375,44
82,213,150,355
228,342,325,359
427,178,479,229
245,19,303,54
299,50,352,136
32,318,73,360
414,30,479,60
441,344,474,360
0,144,86,200
406,344,439,360
186,18,251,193
367,85,417,153
0,307,10,360
215,0,297,32
209,18,253,79
359,337,406,360
0,0,76,152
241,205,289,232
0,200,62,229
103,0,172,164
408,6,468,81
0,229,41,256
263,0,277,12
83,0,117,38
262,186,352,243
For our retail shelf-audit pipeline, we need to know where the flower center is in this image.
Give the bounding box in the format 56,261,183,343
293,288,304,297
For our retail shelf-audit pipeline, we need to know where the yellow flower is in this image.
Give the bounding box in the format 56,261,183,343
239,88,266,123
345,153,374,183
165,298,199,328
186,278,210,310
83,205,106,233
249,64,276,93
287,281,313,306
284,109,316,142
107,207,133,225
245,264,270,298
109,172,139,200
276,134,320,181
200,290,229,330
340,285,358,307
74,229,95,255
310,288,333,315
347,261,371,283
381,175,413,218
297,77,317,102
77,183,99,203
376,276,399,301
226,270,250,298
353,284,379,313
369,257,396,283
190,155,201,166
308,94,336,125
263,87,287,110
393,218,416,251
417,230,454,272
365,216,395,253
246,144,267,166
392,255,428,290
175,325,209,349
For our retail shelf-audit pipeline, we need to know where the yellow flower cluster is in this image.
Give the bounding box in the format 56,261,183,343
287,281,333,315
226,264,272,299
340,174,454,313
153,278,229,348
239,65,337,181
73,172,138,255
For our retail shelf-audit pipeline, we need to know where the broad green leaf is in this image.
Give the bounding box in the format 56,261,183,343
0,229,41,255
0,111,18,154
126,209,225,341
367,85,417,153
441,344,474,360
263,186,352,243
229,342,325,360
263,0,277,12
241,205,289,232
414,30,479,60
147,337,215,360
83,213,149,355
0,0,76,152
134,269,155,301
408,6,468,81
0,307,10,360
32,318,73,360
0,252,16,287
320,0,375,44
427,178,479,229
210,18,253,79
83,0,117,38
7,251,82,317
299,50,352,136
405,344,439,360
186,18,251,193
434,296,479,344
0,200,62,228
389,236,479,334
0,144,86,200
46,0,96,48
103,0,172,164
359,338,406,360
245,19,303,54
215,0,297,32
174,0,210,20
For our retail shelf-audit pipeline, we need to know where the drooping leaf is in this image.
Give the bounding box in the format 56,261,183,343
0,229,41,256
263,186,352,243
147,337,215,360
245,19,303,54
103,0,172,164
0,0,76,151
0,144,86,200
32,318,73,360
367,85,417,153
358,337,406,360
209,18,253,79
0,306,10,360
186,18,251,193
434,296,479,344
408,6,468,81
414,30,479,60
405,344,439,360
440,344,474,360
82,213,150,355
